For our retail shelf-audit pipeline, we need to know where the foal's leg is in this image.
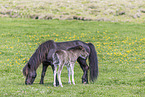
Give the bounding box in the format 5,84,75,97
77,57,89,84
53,65,57,87
58,64,64,87
51,65,59,86
67,66,71,84
70,63,75,85
40,63,49,84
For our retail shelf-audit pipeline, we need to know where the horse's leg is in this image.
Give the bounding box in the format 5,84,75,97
40,63,49,84
70,63,75,85
67,66,71,84
53,65,57,87
50,64,59,86
58,63,64,87
77,57,89,84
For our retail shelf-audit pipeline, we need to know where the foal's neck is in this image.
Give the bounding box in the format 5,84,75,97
69,50,81,58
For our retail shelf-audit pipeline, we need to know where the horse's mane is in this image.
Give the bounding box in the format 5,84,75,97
28,40,55,69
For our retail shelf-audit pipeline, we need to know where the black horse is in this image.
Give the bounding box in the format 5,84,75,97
23,40,98,85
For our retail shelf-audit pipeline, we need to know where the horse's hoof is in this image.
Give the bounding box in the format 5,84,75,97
39,82,44,84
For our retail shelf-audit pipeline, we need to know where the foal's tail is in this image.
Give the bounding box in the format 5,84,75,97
88,43,99,82
52,52,59,65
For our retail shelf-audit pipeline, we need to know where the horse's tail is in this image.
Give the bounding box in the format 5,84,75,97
88,43,99,82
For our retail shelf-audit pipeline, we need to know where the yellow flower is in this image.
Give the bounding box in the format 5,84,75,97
10,46,13,49
135,67,139,69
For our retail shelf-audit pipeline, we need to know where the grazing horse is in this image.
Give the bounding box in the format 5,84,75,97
23,40,98,85
53,45,89,87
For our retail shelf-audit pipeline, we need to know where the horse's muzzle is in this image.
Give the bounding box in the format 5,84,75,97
25,80,32,85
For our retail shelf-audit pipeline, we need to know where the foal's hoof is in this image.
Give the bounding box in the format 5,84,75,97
60,84,63,87
53,83,56,87
68,81,71,85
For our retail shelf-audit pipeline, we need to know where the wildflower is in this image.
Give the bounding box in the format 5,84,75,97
135,67,139,69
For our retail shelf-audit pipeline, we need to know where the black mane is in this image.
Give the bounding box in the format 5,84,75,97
28,40,55,69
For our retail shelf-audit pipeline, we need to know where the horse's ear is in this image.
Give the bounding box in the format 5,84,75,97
23,63,29,76
28,63,31,69
25,66,29,76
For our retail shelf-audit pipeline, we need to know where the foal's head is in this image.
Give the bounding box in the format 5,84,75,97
23,63,37,85
78,46,89,59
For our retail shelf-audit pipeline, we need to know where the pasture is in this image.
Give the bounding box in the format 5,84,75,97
0,17,145,96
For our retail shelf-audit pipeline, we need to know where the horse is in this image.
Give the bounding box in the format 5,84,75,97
23,40,98,85
53,45,89,87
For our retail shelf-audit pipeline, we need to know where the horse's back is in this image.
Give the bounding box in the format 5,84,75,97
56,40,89,51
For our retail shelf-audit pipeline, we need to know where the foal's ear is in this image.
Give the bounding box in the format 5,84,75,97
78,45,83,49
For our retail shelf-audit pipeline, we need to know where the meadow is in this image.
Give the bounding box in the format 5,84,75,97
0,17,145,96
1,0,145,22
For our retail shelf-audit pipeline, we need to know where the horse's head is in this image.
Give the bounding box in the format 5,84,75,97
79,46,89,59
23,63,37,85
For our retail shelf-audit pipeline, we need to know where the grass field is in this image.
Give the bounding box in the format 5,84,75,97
0,17,145,96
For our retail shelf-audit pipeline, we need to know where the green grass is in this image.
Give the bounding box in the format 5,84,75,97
0,17,145,96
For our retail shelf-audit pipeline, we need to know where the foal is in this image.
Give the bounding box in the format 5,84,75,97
52,45,89,87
